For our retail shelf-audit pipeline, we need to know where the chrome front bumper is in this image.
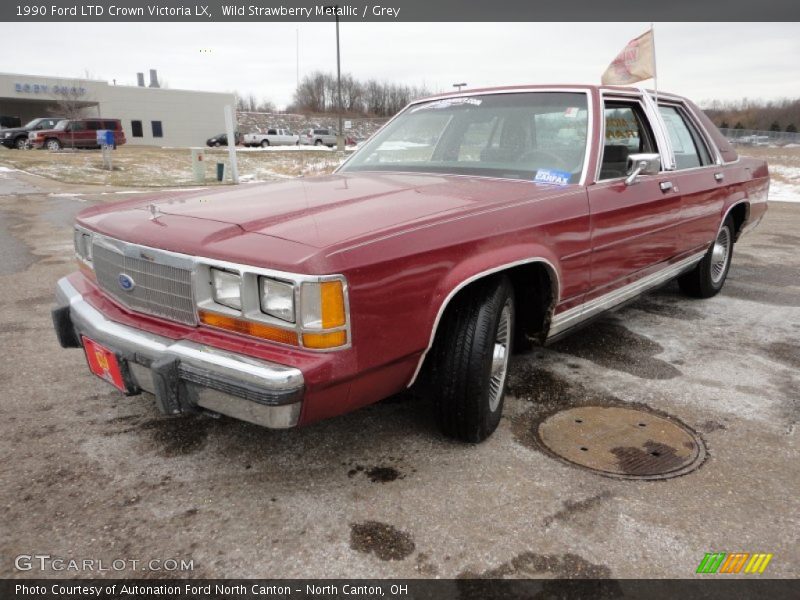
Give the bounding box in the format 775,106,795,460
53,277,304,428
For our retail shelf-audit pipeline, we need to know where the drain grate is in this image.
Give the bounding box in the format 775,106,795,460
538,406,705,480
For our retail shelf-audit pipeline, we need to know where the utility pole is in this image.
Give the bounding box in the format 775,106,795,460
453,82,467,92
335,8,344,150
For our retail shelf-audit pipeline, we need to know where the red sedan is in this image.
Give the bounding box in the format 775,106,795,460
53,85,768,442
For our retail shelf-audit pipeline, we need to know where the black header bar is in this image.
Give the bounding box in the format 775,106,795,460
3,0,799,22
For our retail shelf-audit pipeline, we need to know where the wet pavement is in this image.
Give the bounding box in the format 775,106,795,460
0,168,797,579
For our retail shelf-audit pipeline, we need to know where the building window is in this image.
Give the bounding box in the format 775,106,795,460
131,120,143,138
151,121,163,138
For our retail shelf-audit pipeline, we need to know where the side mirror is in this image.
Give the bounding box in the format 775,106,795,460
625,153,661,186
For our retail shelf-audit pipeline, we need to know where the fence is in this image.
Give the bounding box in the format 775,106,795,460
719,128,800,146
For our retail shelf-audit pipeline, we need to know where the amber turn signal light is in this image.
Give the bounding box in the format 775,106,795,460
320,280,346,329
302,330,347,349
198,309,299,346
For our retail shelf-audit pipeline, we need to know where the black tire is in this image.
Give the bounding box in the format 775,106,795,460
45,138,61,151
314,139,323,146
429,276,515,443
14,136,29,150
261,139,270,148
678,215,735,298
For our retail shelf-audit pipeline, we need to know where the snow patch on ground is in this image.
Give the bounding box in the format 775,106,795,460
769,181,800,203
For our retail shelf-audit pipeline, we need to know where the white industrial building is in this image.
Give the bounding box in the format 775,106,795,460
0,70,235,147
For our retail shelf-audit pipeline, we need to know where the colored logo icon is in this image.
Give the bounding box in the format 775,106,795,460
118,273,135,291
696,552,773,574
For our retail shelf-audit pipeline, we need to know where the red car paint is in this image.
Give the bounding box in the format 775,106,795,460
71,85,769,426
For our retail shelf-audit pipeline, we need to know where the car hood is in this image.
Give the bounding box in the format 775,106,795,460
124,172,567,249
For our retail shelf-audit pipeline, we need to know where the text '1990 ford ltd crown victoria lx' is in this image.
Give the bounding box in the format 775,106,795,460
52,85,769,442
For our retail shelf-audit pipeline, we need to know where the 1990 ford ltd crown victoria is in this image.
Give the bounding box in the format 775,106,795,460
52,85,769,442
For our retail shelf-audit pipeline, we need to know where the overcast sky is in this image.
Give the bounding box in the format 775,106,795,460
5,22,799,107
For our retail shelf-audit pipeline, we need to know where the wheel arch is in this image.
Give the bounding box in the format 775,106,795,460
727,201,749,241
407,251,561,387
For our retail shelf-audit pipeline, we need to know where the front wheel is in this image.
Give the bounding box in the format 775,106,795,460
15,136,30,150
45,138,62,151
429,276,515,443
678,215,734,298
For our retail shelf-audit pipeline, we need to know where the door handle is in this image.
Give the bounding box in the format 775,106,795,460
714,172,725,182
660,181,673,192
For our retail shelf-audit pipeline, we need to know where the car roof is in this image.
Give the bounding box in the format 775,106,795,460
414,84,684,103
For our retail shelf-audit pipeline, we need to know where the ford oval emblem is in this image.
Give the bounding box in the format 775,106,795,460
118,273,135,292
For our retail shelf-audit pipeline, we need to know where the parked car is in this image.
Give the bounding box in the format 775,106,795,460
243,128,299,147
206,132,241,147
29,118,126,150
300,128,338,147
1,115,22,130
1,117,65,149
53,85,768,443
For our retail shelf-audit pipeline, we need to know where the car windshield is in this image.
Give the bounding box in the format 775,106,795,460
341,92,589,182
54,120,69,131
23,118,45,129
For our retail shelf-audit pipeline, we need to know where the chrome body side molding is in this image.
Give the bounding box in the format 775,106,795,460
547,251,705,339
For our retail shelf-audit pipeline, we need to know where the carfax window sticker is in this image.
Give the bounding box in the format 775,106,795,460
534,169,572,185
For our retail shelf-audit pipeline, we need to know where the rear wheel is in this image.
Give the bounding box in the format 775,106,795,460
429,276,515,443
314,139,323,146
45,138,61,151
15,136,30,150
678,215,734,298
261,139,270,148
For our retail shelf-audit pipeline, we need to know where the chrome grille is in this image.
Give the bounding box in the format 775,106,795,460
93,243,196,325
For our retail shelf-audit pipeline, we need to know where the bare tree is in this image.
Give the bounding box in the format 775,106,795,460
48,81,93,150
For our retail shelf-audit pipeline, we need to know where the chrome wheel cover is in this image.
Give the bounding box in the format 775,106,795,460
710,225,731,284
488,301,512,412
46,140,59,151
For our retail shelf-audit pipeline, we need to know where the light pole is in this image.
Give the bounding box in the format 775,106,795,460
453,82,467,92
335,8,344,150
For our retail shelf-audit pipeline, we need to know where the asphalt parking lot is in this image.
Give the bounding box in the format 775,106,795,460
0,168,797,579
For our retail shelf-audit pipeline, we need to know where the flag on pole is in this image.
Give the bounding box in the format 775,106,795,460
601,29,656,85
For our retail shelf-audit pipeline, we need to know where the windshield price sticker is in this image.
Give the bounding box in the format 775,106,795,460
534,169,571,185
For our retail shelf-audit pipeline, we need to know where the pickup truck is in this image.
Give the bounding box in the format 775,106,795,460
1,116,65,149
53,84,768,443
243,128,299,147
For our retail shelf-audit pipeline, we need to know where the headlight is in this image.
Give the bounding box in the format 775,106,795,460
3,132,10,138
211,268,242,310
260,277,295,322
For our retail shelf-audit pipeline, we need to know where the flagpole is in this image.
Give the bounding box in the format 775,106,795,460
651,22,658,106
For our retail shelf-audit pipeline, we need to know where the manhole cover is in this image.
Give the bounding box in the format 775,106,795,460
538,406,705,480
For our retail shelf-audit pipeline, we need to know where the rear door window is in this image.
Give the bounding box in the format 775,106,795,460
658,105,712,169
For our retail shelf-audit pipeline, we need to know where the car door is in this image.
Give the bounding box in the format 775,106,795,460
586,96,683,300
656,103,725,257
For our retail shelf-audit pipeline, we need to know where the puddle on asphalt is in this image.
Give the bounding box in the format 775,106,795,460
549,321,681,380
458,551,612,579
349,520,415,561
